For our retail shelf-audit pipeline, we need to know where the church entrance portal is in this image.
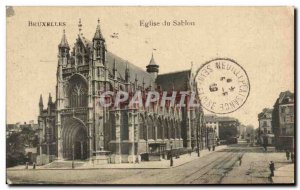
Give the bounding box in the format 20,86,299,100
74,128,88,160
62,118,88,160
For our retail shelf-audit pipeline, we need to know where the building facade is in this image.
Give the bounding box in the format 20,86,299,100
272,91,295,151
258,108,274,146
204,115,240,145
37,20,206,164
204,115,219,138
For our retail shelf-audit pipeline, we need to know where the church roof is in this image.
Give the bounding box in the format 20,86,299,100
106,51,155,87
156,70,191,91
81,36,93,48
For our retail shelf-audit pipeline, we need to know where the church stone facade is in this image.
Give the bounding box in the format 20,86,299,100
37,20,207,164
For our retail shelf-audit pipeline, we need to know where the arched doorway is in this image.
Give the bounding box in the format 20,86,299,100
74,127,88,160
62,117,88,160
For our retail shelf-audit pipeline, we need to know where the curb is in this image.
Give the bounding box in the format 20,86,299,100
7,146,228,171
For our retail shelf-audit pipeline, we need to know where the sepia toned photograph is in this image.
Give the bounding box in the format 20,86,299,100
6,6,295,185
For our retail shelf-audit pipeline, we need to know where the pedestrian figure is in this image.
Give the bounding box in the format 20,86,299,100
238,156,242,166
25,162,28,169
291,152,294,163
269,161,275,177
33,162,36,170
286,150,290,160
213,145,215,151
208,146,211,151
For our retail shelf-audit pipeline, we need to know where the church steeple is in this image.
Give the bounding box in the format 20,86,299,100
93,19,106,64
146,52,159,78
39,94,43,114
93,18,104,41
48,93,53,105
39,94,43,106
58,29,70,65
58,29,69,49
47,93,53,115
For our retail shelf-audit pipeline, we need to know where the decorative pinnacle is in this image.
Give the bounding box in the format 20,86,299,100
93,18,104,40
39,94,43,106
78,18,82,33
59,29,69,48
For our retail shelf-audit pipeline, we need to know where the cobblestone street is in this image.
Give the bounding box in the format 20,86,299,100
7,144,293,184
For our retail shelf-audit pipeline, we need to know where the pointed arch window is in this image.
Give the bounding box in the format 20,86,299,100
77,55,83,65
68,75,88,108
96,41,101,58
70,83,87,107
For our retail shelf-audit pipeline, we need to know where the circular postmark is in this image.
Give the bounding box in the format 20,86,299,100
195,58,250,114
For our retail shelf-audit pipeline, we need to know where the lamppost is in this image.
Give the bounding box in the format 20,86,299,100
170,140,173,167
196,119,200,157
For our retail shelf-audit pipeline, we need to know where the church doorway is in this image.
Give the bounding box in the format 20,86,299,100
73,127,88,160
74,128,87,160
74,141,87,160
62,118,89,160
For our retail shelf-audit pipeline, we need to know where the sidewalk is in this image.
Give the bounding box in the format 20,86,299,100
81,145,227,169
7,145,227,170
272,164,294,184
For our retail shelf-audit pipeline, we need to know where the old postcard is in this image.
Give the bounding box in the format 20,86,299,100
6,6,295,185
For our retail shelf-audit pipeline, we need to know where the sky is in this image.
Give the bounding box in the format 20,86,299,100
6,7,294,127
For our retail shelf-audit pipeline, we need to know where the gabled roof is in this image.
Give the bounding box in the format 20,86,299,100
76,34,93,50
156,70,191,91
106,51,154,87
258,108,273,119
278,91,294,104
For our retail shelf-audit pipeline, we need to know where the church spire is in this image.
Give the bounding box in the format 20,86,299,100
93,18,104,40
39,94,43,107
39,94,43,114
149,52,158,66
146,52,159,78
48,93,53,105
125,62,130,82
58,29,69,49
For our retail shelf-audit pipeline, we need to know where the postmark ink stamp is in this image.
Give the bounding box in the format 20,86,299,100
195,58,250,114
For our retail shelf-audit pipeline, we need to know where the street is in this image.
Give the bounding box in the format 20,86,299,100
7,144,291,184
